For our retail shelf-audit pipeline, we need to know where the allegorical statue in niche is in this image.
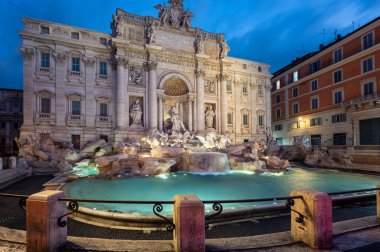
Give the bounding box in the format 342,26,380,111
168,103,186,132
130,66,143,85
205,106,215,129
130,100,143,126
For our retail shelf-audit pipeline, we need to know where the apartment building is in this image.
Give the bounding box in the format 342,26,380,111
271,17,380,146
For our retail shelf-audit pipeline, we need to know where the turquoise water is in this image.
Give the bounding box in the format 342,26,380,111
63,168,380,215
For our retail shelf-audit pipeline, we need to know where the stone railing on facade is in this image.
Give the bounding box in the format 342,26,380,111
66,114,85,127
123,12,147,24
34,113,55,125
342,92,380,109
96,116,112,127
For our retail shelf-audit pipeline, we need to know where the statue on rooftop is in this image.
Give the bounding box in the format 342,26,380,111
155,3,168,25
180,8,193,30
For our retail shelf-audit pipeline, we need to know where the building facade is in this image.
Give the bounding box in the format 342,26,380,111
0,89,23,156
271,17,380,146
19,1,271,149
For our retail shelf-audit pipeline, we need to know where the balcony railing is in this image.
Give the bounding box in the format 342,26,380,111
342,92,380,108
96,116,112,127
35,113,55,125
70,71,81,76
67,114,85,126
39,67,51,73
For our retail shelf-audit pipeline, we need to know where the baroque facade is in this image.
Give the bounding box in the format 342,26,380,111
271,17,380,146
20,0,271,148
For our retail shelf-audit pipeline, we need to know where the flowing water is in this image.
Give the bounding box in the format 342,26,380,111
63,168,380,215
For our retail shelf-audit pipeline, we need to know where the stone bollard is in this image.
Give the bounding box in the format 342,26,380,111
9,156,17,169
0,157,3,171
173,195,205,252
290,190,332,249
377,184,380,219
26,190,67,252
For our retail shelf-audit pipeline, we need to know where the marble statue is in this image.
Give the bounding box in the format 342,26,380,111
130,100,143,126
194,29,204,54
217,34,227,59
144,17,158,44
168,103,186,132
129,66,143,85
205,107,215,129
155,3,168,25
180,8,193,30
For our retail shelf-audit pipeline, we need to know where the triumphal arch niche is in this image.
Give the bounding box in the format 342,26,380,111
111,0,272,142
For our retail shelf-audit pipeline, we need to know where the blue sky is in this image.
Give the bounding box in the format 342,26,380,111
0,0,379,89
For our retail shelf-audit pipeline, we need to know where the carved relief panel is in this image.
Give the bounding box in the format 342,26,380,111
129,66,144,86
204,79,216,95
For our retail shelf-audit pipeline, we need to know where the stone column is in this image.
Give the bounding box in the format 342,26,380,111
158,97,163,131
234,81,241,136
173,195,205,252
53,51,67,128
290,190,332,249
20,47,35,129
26,190,67,252
251,83,257,137
83,56,96,129
145,62,158,129
219,74,229,133
179,103,184,121
265,79,272,128
192,100,197,132
188,100,193,132
0,157,3,171
115,56,128,129
195,69,205,131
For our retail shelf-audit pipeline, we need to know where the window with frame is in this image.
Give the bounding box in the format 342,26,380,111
258,66,262,72
311,97,319,109
276,108,281,118
99,37,107,45
275,80,280,90
13,122,18,129
334,91,343,104
362,57,374,73
100,103,108,117
99,61,108,76
71,32,80,40
242,83,248,94
100,135,108,142
310,118,322,126
40,25,49,34
333,70,342,83
333,48,343,63
71,100,81,115
362,32,374,50
72,57,80,72
293,70,299,82
0,92,5,99
308,60,320,74
0,137,5,145
40,52,50,68
242,64,247,70
243,114,249,126
0,122,6,129
258,115,264,126
274,124,283,131
293,103,299,114
363,82,374,96
226,81,232,92
332,113,347,123
257,85,263,96
292,87,299,98
227,113,233,125
275,94,280,104
40,98,51,113
311,79,318,91
71,135,81,150
0,102,5,111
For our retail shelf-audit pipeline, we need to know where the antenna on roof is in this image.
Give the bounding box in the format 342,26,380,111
320,28,325,45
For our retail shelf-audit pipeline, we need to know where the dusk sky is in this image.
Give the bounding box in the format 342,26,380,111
1,0,380,90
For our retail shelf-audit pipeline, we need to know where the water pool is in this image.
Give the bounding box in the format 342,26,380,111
63,168,380,215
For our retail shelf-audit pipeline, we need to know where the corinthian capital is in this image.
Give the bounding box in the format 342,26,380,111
82,56,96,65
20,47,35,60
216,73,229,81
194,69,206,78
115,55,128,67
143,61,158,71
52,52,67,63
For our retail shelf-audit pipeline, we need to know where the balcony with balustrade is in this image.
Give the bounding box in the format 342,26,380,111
34,113,55,125
66,114,85,127
96,116,112,127
342,92,380,111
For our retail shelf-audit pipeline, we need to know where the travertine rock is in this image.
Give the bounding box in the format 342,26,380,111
265,156,290,171
151,146,186,158
178,152,230,172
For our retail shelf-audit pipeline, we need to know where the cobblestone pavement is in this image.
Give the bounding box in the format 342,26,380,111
0,176,377,241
